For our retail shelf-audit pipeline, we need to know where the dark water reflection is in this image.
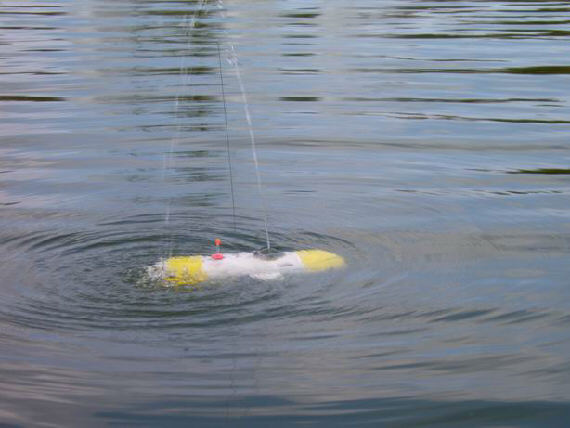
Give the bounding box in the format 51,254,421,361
1,0,570,425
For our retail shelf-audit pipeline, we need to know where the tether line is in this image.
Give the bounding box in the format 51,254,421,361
215,0,271,252
216,41,237,232
228,45,271,251
161,0,207,264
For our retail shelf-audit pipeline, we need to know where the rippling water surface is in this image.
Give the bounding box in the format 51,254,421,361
1,0,570,425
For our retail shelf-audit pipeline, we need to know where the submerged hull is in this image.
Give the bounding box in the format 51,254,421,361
150,249,345,285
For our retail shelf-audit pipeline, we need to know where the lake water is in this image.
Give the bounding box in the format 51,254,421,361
1,0,570,426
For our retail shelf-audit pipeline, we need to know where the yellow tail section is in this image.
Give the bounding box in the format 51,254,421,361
164,256,208,285
296,250,345,272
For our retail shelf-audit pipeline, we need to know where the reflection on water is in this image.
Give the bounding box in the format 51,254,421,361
1,0,570,425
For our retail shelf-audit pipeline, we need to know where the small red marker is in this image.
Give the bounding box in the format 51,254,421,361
212,238,224,260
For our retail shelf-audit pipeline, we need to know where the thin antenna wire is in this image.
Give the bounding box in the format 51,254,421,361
161,0,207,264
216,0,271,252
216,41,237,232
225,46,271,251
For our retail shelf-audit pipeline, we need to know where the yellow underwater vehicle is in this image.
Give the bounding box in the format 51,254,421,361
150,241,345,286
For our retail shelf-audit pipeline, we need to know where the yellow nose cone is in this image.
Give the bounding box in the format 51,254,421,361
296,250,345,272
163,256,208,285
